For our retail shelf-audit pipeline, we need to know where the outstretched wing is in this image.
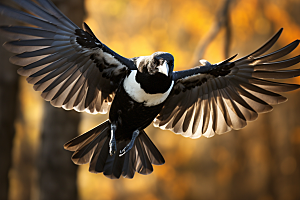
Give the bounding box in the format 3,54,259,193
154,29,300,138
0,0,136,114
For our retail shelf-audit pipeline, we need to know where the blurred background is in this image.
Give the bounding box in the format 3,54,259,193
1,0,300,200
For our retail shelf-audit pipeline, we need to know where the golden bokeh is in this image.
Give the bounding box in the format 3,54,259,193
5,0,300,199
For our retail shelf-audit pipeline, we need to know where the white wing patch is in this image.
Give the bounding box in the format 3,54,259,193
123,70,174,106
93,48,127,75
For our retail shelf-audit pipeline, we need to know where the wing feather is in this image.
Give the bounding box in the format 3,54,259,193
155,29,300,138
0,0,135,114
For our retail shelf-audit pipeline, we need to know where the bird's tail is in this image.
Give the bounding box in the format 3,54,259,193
64,120,165,179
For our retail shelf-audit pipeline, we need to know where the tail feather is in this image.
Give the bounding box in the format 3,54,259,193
139,131,165,165
71,134,102,165
135,137,153,174
103,140,127,179
89,135,110,173
64,120,110,151
64,120,165,179
122,147,136,178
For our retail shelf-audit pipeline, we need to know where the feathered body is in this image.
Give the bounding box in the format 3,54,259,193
109,70,173,140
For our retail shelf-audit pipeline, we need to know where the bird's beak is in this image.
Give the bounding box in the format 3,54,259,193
157,60,169,76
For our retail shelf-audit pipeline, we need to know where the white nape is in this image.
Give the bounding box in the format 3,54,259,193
123,70,174,107
135,56,148,68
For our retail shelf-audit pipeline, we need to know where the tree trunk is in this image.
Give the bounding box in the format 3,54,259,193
37,0,85,200
0,0,20,198
38,107,80,200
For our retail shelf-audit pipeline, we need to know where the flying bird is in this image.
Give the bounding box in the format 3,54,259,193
1,0,300,179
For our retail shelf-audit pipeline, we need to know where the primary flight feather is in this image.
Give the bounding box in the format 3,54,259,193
1,0,300,179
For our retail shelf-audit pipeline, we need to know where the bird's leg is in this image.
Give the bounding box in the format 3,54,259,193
119,129,139,157
109,123,117,156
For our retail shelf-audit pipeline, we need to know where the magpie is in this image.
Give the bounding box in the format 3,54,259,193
1,0,300,179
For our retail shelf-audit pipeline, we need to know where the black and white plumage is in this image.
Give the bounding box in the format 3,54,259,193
1,0,300,179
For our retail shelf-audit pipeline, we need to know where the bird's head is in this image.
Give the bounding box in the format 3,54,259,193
135,52,174,77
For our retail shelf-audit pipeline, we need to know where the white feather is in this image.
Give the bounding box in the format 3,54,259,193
135,56,148,67
123,70,174,106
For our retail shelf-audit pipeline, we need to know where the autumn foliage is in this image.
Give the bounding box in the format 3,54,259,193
5,0,300,200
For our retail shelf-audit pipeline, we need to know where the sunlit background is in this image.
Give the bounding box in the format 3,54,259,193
1,0,300,200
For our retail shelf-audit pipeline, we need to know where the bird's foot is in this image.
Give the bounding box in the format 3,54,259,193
109,124,117,156
109,140,117,156
119,130,139,157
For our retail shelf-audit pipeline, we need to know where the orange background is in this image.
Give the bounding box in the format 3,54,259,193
7,0,300,200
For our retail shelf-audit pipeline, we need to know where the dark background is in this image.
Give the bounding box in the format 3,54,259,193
1,0,300,200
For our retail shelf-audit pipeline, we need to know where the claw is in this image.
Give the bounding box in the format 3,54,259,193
119,144,131,157
119,129,139,157
109,124,117,156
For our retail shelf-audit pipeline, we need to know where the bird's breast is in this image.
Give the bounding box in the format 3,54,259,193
123,70,174,107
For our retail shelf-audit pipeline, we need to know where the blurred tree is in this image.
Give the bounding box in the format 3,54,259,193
191,0,233,64
78,0,300,200
0,0,19,199
2,0,300,199
37,0,85,200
